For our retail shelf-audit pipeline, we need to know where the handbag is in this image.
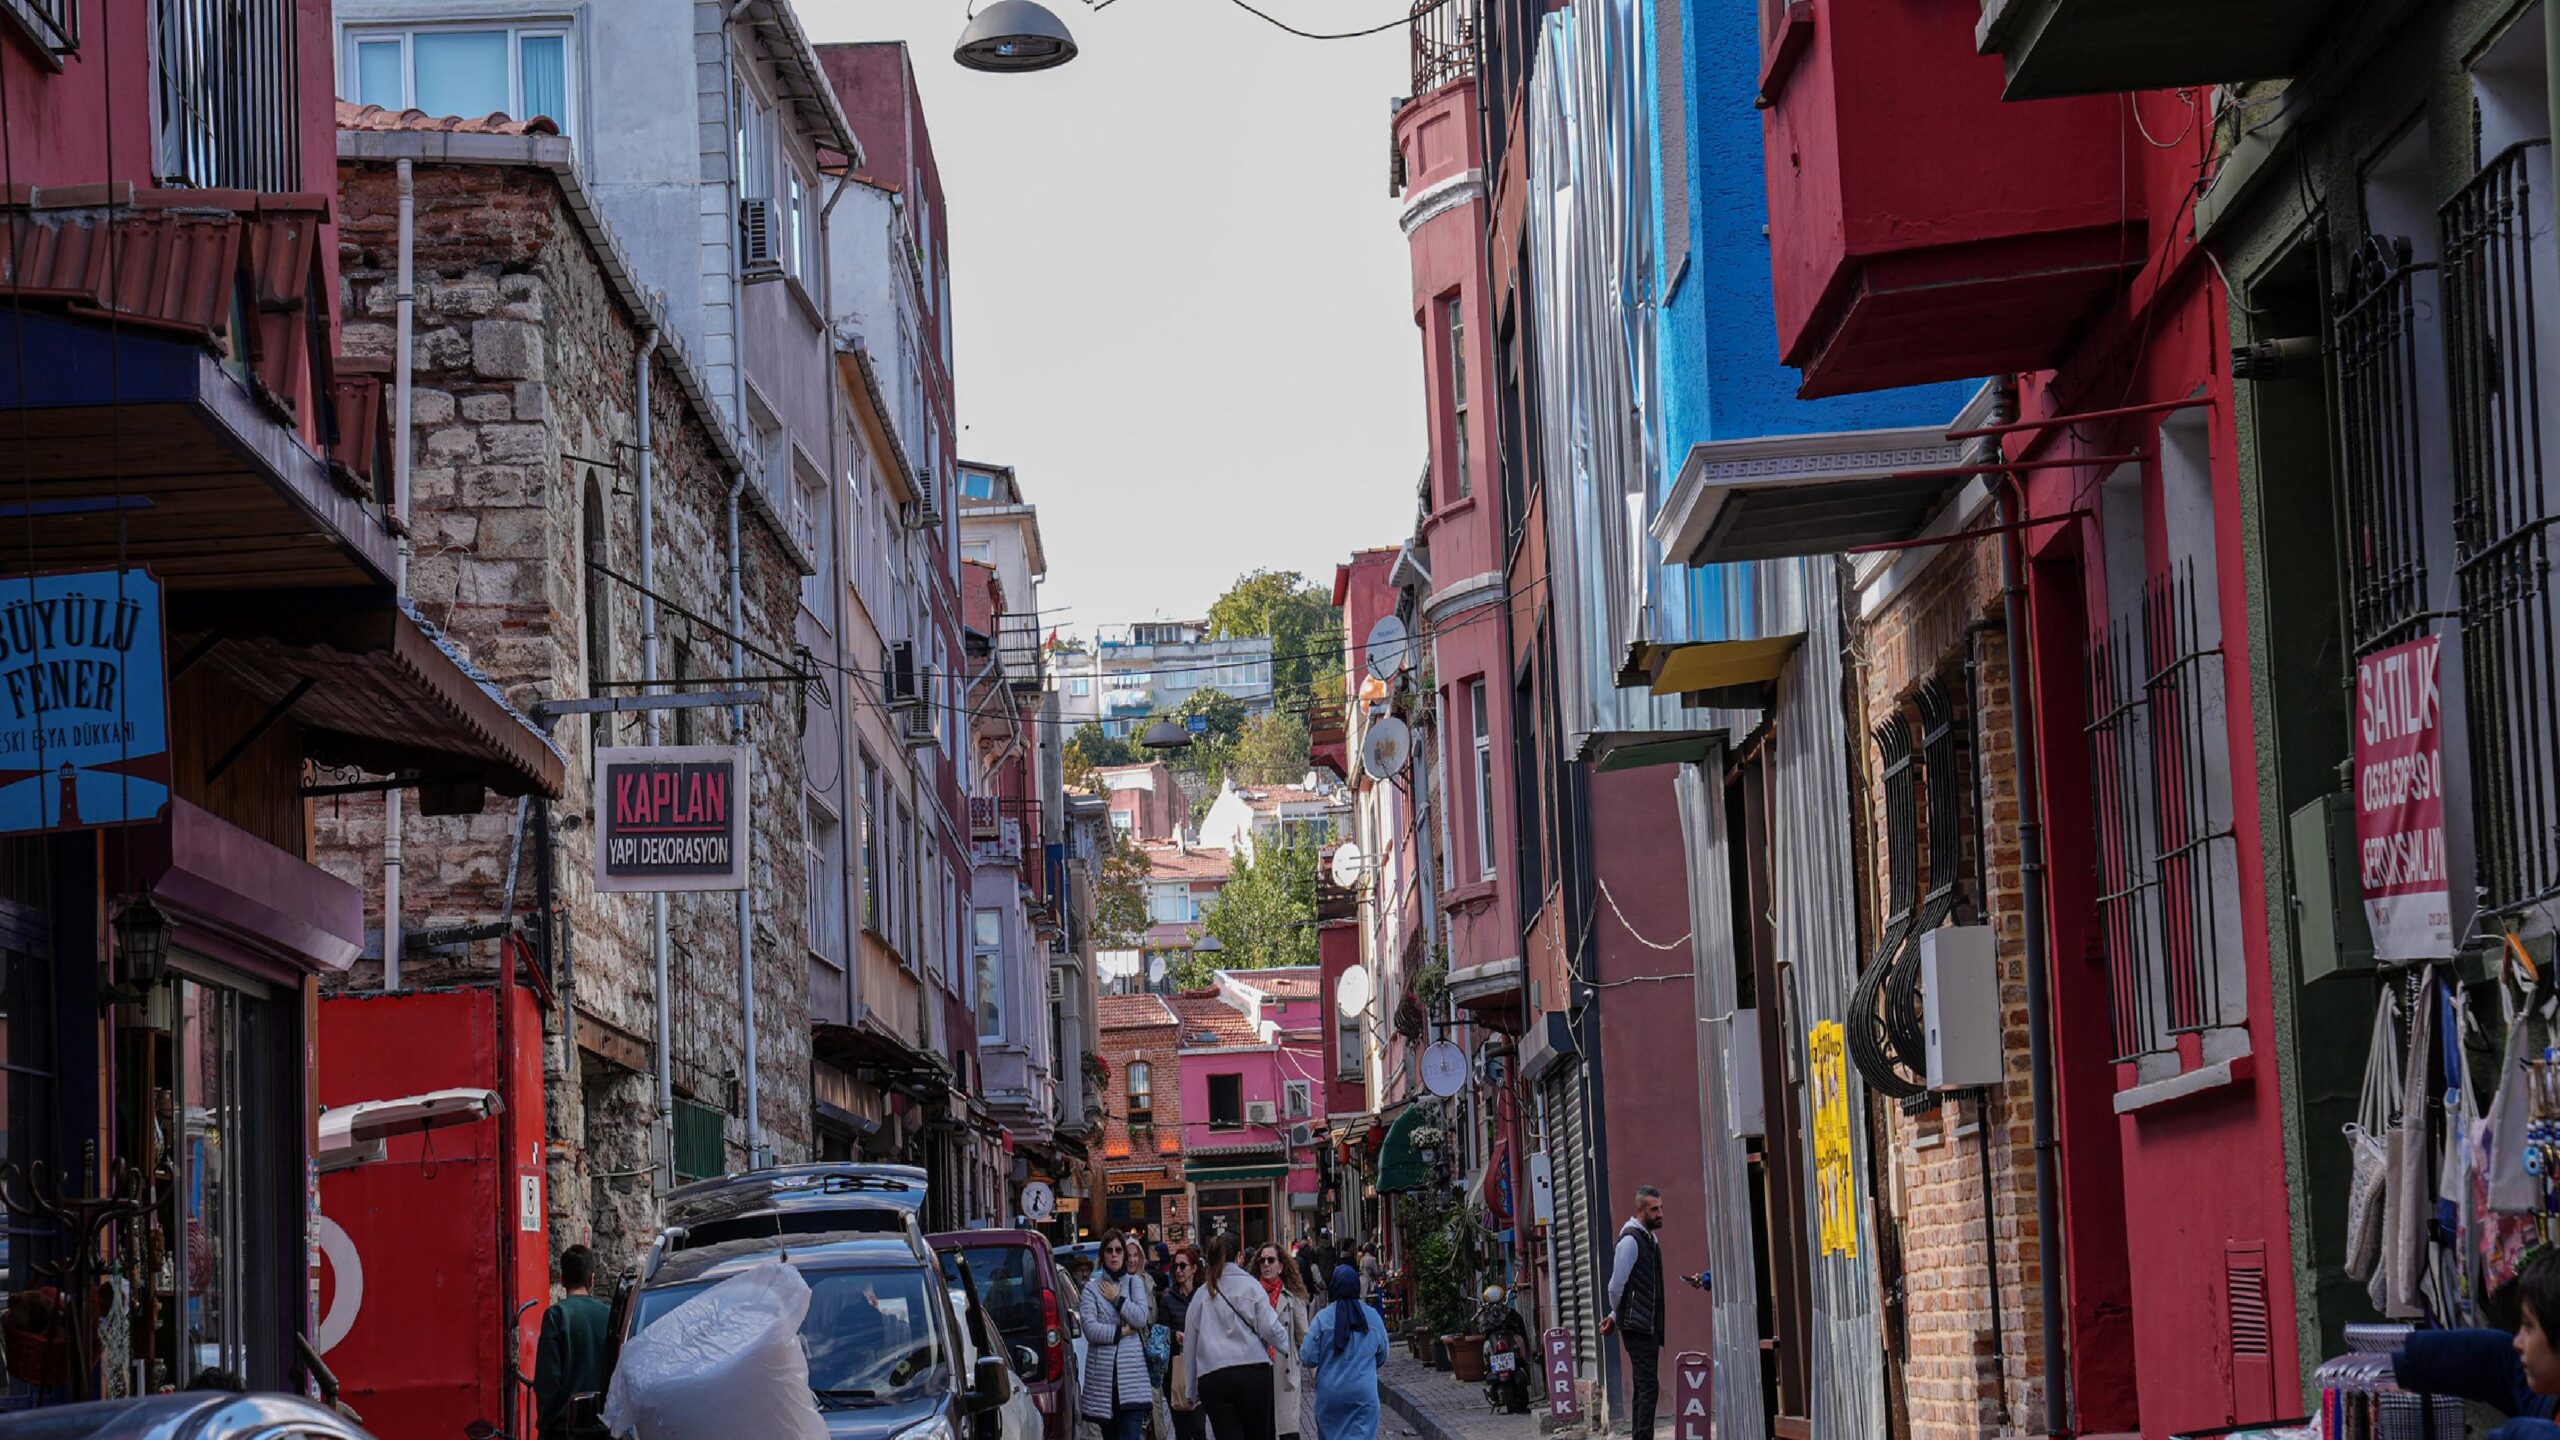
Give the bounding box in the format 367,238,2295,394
1168,1348,1195,1411
2344,990,2399,1281
1144,1323,1173,1388
2383,970,2438,1318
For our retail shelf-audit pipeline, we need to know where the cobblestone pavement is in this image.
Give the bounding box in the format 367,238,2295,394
1377,1351,1553,1440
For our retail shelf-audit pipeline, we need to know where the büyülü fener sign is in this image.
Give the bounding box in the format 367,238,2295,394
593,746,750,893
0,569,169,835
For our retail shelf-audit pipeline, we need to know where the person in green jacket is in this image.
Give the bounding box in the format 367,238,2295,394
535,1244,614,1440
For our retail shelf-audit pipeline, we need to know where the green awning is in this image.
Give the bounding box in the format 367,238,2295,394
1375,1105,1433,1194
1186,1164,1289,1184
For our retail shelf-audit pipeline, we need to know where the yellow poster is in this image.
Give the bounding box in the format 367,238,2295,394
1809,1019,1858,1258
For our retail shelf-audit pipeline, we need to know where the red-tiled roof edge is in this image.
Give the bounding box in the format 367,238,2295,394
335,101,561,135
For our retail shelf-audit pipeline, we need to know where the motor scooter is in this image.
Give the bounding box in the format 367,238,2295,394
1472,1292,1532,1415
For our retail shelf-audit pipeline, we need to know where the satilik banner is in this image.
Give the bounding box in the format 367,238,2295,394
2354,635,2451,959
594,745,751,892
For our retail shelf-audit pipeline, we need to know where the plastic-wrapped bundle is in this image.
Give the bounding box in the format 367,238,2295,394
601,1261,827,1440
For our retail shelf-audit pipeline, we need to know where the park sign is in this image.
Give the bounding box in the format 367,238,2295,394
594,746,750,892
0,569,168,835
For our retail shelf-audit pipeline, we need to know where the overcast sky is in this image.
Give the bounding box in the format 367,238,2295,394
800,0,1424,636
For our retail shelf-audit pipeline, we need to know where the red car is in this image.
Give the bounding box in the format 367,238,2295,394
930,1229,1074,1440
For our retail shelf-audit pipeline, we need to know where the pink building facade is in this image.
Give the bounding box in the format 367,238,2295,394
1173,987,1328,1251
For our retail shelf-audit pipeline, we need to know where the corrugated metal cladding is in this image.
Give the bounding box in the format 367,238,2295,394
1768,598,1887,1438
1542,1066,1600,1383
1673,760,1768,1440
1526,0,1697,756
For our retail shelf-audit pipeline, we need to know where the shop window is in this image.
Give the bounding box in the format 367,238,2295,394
1207,1073,1243,1129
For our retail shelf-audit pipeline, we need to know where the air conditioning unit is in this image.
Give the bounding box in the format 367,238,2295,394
912,472,943,527
739,198,783,281
1244,1100,1278,1126
1286,1122,1315,1149
1920,925,2002,1091
1048,969,1065,1002
902,699,938,751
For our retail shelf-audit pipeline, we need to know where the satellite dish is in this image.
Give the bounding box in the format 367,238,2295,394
1147,954,1168,985
1330,842,1366,889
1421,1039,1468,1098
1362,717,1413,781
1335,964,1374,1016
1364,615,1414,682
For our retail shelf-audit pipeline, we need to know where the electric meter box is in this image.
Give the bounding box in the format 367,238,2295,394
1921,925,2002,1091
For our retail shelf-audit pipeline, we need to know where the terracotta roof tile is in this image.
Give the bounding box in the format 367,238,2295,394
1228,968,1320,1000
1142,844,1232,882
335,101,561,136
1097,993,1178,1030
1168,993,1264,1050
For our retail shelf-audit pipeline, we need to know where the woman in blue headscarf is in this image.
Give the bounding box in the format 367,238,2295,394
1298,1264,1389,1440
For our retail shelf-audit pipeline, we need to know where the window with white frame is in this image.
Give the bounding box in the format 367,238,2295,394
1445,292,1471,501
807,801,844,969
787,164,815,282
1337,1010,1364,1079
1283,1078,1311,1120
1149,884,1193,926
1470,679,1495,880
796,461,829,619
974,909,1004,1041
859,749,882,935
737,85,773,203
343,23,573,134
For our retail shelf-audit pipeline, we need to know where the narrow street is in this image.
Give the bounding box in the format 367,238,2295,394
0,0,2535,1438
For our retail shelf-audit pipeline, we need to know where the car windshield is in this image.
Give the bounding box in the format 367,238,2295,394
939,1245,1045,1361
633,1264,951,1407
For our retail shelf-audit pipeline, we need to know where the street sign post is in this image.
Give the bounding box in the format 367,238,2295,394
1543,1328,1579,1421
1673,1349,1710,1440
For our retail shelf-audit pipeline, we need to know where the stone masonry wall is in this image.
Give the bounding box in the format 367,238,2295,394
318,155,812,1273
1850,534,2045,1439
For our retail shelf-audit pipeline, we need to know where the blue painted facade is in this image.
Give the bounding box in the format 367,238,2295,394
1640,0,1975,643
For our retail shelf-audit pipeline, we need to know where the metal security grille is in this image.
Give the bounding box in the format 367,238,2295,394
674,1097,727,1184
1544,1067,1598,1385
2336,234,2445,656
1916,679,1969,928
1848,715,1924,1097
155,0,303,193
2444,139,2560,917
2086,564,2237,1060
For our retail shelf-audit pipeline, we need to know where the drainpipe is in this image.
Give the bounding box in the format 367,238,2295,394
384,157,416,991
2549,3,2560,238
729,471,762,1168
1990,379,2069,1435
636,323,671,1189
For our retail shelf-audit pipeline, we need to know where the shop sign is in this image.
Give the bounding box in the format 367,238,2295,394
2354,635,2451,958
594,746,750,892
1673,1350,1710,1440
1543,1328,1579,1421
1808,1020,1858,1258
0,568,168,834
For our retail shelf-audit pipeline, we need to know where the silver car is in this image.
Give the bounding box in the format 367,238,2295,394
0,1393,373,1439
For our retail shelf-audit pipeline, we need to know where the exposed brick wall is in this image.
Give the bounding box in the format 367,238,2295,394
1098,1017,1188,1239
1850,535,2046,1438
317,156,812,1273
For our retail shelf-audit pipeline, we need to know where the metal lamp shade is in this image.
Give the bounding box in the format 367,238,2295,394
114,894,172,993
955,0,1078,72
1139,719,1191,751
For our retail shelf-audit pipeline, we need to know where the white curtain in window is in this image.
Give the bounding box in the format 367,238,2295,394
520,34,567,128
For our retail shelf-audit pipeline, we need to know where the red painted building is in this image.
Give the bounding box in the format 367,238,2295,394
1758,3,2292,1431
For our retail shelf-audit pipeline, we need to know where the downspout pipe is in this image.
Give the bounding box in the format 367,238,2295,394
385,157,416,991
729,470,761,1168
636,323,671,1190
1990,381,2070,1435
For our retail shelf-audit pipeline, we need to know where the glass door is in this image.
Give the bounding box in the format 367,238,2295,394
165,971,281,1389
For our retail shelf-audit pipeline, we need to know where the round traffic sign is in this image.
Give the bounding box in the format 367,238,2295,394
1021,1180,1056,1222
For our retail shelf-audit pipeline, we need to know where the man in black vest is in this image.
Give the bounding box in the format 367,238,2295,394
1600,1185,1700,1440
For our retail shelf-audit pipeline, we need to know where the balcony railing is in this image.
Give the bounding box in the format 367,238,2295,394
2336,235,2445,658
2085,564,2238,1063
155,0,304,192
1411,0,1478,98
2446,139,2560,917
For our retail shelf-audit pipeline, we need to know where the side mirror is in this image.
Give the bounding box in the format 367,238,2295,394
1012,1344,1042,1377
971,1353,1014,1411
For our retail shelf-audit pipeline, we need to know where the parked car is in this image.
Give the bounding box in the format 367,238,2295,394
0,1393,374,1438
929,1230,1072,1440
595,1167,1035,1440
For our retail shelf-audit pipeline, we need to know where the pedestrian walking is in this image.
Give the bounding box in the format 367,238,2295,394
1252,1242,1316,1440
1297,1266,1388,1440
1181,1231,1290,1440
1080,1231,1158,1440
1600,1186,1703,1440
1160,1244,1212,1440
1356,1246,1380,1309
533,1244,613,1440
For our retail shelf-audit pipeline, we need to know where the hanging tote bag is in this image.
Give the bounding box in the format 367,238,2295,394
2344,990,2400,1282
2384,969,2439,1318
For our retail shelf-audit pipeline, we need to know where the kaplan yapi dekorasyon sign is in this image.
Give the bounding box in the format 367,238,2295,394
594,745,751,892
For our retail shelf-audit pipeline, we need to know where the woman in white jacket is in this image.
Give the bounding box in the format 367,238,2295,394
1182,1232,1291,1440
1078,1232,1156,1440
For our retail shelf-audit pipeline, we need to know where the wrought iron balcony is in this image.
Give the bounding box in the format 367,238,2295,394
1976,0,2348,100
1411,0,1478,98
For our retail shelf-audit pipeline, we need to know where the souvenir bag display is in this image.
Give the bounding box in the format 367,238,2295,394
2382,971,2437,1319
2316,1325,2466,1440
2345,991,2400,1282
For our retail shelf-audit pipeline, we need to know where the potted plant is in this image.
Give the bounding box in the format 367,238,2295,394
1446,1331,1488,1382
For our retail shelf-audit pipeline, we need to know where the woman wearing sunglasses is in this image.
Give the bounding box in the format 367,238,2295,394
1253,1243,1316,1440
1157,1245,1211,1440
1079,1231,1158,1440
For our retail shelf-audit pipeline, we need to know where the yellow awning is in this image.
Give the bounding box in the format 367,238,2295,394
1643,634,1802,696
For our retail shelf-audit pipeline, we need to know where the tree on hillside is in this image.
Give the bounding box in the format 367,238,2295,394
1185,836,1319,985
1065,722,1141,791
1205,570,1342,706
1232,709,1311,785
1093,829,1151,950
